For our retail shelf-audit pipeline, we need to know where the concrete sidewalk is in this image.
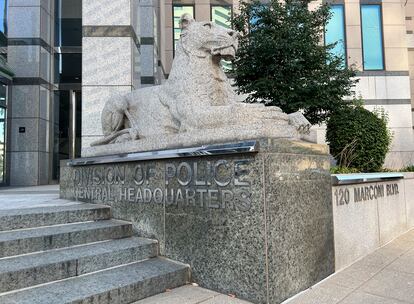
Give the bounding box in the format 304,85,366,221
285,229,414,304
133,284,252,304
0,185,78,210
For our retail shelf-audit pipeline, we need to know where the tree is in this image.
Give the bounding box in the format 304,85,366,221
232,0,358,125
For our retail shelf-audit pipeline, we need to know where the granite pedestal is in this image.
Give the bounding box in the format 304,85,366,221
60,138,334,304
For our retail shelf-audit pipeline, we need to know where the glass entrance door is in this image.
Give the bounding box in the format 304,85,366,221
52,90,81,181
0,106,5,184
0,83,6,184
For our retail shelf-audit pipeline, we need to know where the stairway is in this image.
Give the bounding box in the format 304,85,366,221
0,203,190,303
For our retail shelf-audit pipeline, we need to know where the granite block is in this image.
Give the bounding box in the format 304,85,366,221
164,155,267,302
0,237,157,292
378,180,407,245
10,85,40,118
132,0,140,34
39,87,50,121
140,5,154,37
82,37,132,86
10,118,39,152
133,42,141,88
39,46,51,83
40,6,51,43
81,86,132,137
0,204,110,231
140,45,155,76
9,151,39,186
264,153,334,303
0,258,189,304
83,0,131,26
38,120,49,153
7,45,40,78
0,220,132,258
9,0,50,12
60,139,334,304
8,6,40,38
38,151,49,184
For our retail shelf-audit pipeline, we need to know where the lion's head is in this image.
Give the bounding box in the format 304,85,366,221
178,13,238,60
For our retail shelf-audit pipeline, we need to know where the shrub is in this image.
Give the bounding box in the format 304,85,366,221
400,165,414,172
326,105,392,172
330,166,360,174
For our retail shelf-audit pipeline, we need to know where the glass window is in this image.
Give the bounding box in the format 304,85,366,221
0,0,7,56
361,5,384,70
54,53,82,83
55,0,82,47
211,5,233,72
211,5,232,28
325,5,346,63
0,107,5,183
0,84,6,184
0,0,7,35
173,5,194,53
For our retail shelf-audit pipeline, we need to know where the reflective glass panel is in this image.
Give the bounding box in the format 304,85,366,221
211,6,233,72
325,5,346,63
54,53,82,83
173,5,194,53
361,5,384,70
0,107,5,183
0,0,7,54
211,6,232,28
55,0,82,47
0,0,7,35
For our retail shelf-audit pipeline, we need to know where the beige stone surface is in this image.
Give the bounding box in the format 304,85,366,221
132,285,252,304
385,48,409,70
383,3,406,25
344,2,361,26
332,183,380,270
404,176,414,229
346,48,363,69
383,25,407,48
284,229,414,304
345,26,362,49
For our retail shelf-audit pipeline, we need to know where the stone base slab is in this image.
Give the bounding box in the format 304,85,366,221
60,138,334,304
82,125,306,157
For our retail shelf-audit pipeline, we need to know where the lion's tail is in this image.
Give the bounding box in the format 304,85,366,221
90,129,130,146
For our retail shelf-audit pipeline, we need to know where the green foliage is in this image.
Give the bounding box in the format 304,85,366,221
330,166,360,174
400,165,414,172
326,105,392,173
232,0,358,125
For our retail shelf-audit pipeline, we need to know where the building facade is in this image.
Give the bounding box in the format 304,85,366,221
1,0,414,186
317,0,414,169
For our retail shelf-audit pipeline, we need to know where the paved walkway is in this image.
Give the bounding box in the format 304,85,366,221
133,285,252,304
0,185,78,210
284,229,414,304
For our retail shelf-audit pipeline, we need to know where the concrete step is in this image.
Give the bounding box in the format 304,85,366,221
0,257,190,304
0,220,132,258
0,237,158,292
0,204,111,231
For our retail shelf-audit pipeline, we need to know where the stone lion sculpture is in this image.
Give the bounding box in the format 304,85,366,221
91,14,311,147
